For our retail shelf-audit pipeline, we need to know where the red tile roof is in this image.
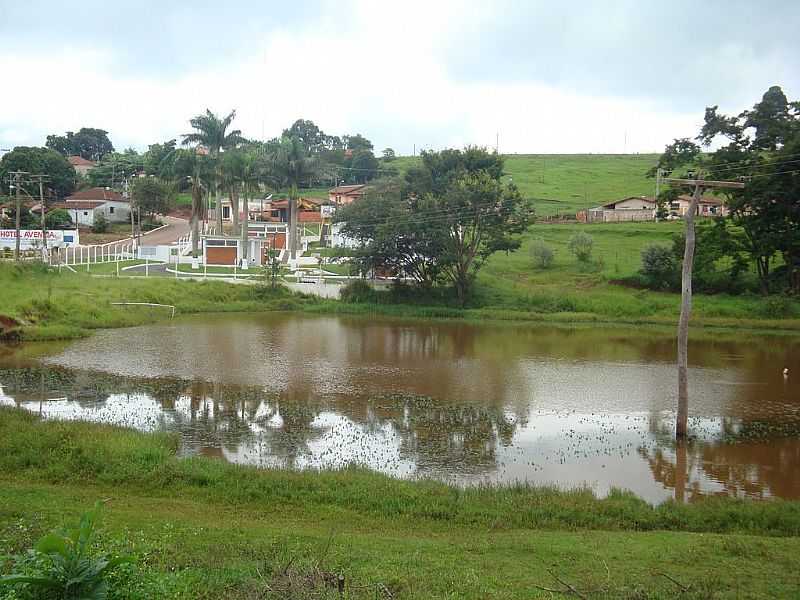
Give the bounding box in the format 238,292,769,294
65,201,105,210
66,187,125,202
67,156,96,167
329,184,368,195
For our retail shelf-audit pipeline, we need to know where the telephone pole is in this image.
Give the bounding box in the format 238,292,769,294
8,171,29,261
33,175,50,257
663,175,745,439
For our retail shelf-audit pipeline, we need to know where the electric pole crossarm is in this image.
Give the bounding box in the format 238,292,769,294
663,178,745,189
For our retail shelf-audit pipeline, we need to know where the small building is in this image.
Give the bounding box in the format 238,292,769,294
579,194,728,223
67,156,96,176
202,223,288,266
328,184,369,206
65,187,130,227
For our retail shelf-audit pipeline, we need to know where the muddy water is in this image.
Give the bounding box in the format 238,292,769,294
1,313,799,503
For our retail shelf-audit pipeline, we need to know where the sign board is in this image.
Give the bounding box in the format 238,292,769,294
0,229,80,250
321,205,336,218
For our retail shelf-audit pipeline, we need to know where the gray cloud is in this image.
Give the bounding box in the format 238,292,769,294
440,1,800,110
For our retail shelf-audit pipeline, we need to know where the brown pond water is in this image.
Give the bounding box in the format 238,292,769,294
1,313,799,503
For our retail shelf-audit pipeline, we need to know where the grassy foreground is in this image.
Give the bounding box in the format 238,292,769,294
2,407,800,599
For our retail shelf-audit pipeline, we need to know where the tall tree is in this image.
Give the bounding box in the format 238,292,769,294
45,128,114,161
339,147,532,304
266,136,320,260
698,86,800,293
168,148,212,256
181,109,243,234
0,147,75,199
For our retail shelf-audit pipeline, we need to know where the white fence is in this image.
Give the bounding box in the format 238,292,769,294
51,240,137,267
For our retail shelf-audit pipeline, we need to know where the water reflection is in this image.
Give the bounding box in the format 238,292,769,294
0,314,799,503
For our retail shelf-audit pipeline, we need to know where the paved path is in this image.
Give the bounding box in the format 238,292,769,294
139,216,190,246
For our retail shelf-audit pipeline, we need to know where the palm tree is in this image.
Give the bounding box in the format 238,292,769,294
163,148,211,258
266,136,320,260
181,110,243,235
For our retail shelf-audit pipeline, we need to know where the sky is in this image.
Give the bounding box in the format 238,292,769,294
1,0,799,155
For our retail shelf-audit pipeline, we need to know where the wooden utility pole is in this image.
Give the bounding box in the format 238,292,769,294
664,175,745,439
9,171,29,261
34,175,49,258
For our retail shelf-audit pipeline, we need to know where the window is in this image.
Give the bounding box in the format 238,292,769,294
109,206,115,214
83,211,88,216
223,206,230,219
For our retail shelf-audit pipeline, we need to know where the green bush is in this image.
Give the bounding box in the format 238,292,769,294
567,231,593,262
91,214,109,234
640,244,677,290
45,208,73,230
339,279,377,303
757,295,798,319
529,239,555,269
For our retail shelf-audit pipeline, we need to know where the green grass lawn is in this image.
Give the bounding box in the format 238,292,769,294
2,218,799,341
388,154,659,216
2,408,799,599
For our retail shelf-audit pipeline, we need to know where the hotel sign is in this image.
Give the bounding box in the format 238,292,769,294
0,229,80,249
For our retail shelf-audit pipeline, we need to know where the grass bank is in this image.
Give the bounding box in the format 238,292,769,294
2,221,799,341
2,407,800,599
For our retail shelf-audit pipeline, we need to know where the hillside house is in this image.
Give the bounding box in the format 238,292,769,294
67,156,96,176
329,184,369,205
65,187,130,227
579,194,728,223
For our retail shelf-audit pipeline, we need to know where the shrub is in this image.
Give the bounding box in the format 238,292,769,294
91,213,109,233
339,279,377,303
567,231,593,262
757,295,798,319
45,208,73,229
0,502,133,599
640,244,677,290
529,239,555,269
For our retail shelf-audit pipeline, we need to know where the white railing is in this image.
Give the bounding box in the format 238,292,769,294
52,241,137,267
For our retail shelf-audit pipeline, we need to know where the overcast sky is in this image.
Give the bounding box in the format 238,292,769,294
1,0,798,155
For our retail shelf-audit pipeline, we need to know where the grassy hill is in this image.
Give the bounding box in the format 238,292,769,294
174,155,658,217
387,154,659,216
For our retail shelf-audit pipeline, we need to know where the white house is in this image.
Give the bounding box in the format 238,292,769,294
65,187,131,227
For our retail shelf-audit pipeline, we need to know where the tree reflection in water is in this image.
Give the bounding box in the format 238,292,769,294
2,361,800,501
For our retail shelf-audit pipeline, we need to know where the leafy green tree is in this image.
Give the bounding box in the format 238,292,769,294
45,128,114,160
348,149,379,183
697,86,800,293
344,133,374,152
182,109,244,234
567,231,593,263
131,177,175,221
86,150,144,188
340,147,531,304
0,147,76,198
45,208,73,230
91,212,109,233
143,139,177,176
382,147,396,161
530,239,554,269
640,244,676,289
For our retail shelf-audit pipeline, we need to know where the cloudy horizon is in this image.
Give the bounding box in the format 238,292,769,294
1,0,798,155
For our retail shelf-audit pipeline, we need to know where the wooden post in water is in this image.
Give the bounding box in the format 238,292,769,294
665,176,744,439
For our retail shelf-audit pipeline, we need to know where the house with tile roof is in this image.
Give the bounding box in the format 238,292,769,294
65,187,130,226
67,156,97,176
